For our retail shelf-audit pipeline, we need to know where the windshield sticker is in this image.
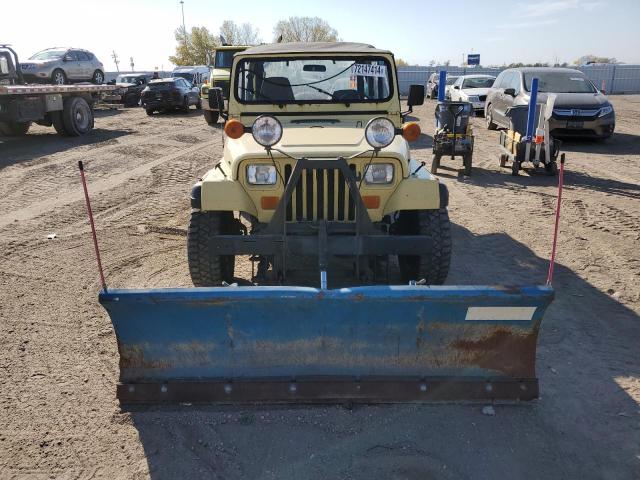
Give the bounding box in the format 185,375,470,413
351,64,387,77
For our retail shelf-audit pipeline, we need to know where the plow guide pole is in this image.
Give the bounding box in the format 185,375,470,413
78,161,107,292
547,154,566,285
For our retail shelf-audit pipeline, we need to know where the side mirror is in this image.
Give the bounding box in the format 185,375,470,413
504,88,516,97
407,84,425,108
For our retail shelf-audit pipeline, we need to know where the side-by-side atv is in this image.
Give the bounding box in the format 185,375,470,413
96,43,556,405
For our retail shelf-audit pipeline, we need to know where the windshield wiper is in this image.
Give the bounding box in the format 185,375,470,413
303,84,336,100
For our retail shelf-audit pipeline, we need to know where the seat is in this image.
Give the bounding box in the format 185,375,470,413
260,77,295,102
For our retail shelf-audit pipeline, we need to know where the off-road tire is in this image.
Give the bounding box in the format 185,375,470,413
430,154,441,174
203,109,219,125
92,70,104,85
397,208,452,285
486,104,498,130
51,69,67,85
61,97,94,136
188,211,235,286
0,121,31,136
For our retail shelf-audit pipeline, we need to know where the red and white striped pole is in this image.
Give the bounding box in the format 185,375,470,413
78,161,107,292
547,154,566,285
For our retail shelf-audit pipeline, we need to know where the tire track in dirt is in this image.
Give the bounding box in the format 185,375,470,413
0,139,218,229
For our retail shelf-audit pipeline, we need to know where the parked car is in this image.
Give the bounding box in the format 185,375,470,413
19,48,104,85
449,75,496,113
485,67,615,139
443,76,459,100
171,65,210,89
141,77,201,115
426,73,459,99
104,73,153,107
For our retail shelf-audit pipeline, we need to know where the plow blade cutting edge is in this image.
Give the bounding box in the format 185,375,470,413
99,285,553,404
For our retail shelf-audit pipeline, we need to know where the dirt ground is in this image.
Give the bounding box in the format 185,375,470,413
1,96,639,480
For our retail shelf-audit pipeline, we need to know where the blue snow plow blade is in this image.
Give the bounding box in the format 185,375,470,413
99,285,554,404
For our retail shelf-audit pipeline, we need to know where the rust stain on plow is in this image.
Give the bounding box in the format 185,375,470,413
120,341,216,370
451,325,539,377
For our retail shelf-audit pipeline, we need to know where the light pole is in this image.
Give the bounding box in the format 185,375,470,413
180,1,186,36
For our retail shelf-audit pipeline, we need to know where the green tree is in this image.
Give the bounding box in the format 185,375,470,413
273,16,339,43
220,20,261,45
169,26,219,66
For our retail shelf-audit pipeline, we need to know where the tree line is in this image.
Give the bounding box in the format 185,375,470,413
170,16,339,66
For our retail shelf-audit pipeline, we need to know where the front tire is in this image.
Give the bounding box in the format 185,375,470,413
182,96,190,113
52,69,67,85
188,211,236,286
146,109,155,116
396,208,452,285
486,104,498,130
203,109,219,125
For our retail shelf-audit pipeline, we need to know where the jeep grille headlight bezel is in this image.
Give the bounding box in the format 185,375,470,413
246,164,277,185
365,117,395,149
364,163,394,184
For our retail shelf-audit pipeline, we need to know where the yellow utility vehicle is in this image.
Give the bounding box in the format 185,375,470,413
200,45,250,125
189,42,450,287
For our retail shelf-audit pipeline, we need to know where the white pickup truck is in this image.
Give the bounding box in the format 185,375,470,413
0,45,115,136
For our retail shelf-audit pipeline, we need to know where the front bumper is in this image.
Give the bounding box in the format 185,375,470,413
549,113,615,138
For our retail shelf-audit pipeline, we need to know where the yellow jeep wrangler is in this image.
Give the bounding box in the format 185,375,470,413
201,45,249,125
189,42,451,287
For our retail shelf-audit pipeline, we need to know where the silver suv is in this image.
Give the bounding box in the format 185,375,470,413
20,48,104,85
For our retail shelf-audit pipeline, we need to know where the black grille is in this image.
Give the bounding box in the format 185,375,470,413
478,95,487,102
283,164,357,222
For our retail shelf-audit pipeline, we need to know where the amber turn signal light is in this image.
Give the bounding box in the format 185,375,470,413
362,195,380,209
402,122,421,142
224,119,246,139
260,196,279,210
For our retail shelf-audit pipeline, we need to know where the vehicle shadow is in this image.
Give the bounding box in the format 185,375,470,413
150,109,204,118
123,225,640,480
0,128,131,170
410,132,433,150
466,164,640,200
559,132,640,155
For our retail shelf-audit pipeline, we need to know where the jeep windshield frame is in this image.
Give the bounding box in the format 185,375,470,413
233,55,394,105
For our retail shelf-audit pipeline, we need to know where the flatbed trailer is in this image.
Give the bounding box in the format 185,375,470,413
0,83,116,137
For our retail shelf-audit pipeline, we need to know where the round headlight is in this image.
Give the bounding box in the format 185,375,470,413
252,115,283,147
365,117,395,149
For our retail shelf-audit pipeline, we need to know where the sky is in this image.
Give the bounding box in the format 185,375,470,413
4,0,639,71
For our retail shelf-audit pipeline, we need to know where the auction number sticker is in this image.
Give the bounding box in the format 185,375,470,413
351,64,387,77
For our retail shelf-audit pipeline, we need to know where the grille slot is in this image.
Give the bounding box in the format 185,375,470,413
283,164,357,222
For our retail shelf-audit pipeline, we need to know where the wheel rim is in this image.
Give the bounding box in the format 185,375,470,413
95,72,103,83
74,102,91,131
486,106,492,126
54,72,64,84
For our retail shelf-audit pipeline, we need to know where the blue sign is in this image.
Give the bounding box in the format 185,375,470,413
467,54,480,66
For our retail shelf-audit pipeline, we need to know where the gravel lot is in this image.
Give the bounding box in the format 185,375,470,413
1,97,639,479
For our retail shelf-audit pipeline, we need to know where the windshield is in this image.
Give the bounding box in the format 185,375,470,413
172,72,194,82
215,50,242,69
117,75,141,83
235,56,392,104
29,50,66,60
462,77,495,89
445,76,459,85
524,71,596,93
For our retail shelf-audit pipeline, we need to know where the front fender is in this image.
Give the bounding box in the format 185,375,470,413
197,165,258,216
383,159,447,214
